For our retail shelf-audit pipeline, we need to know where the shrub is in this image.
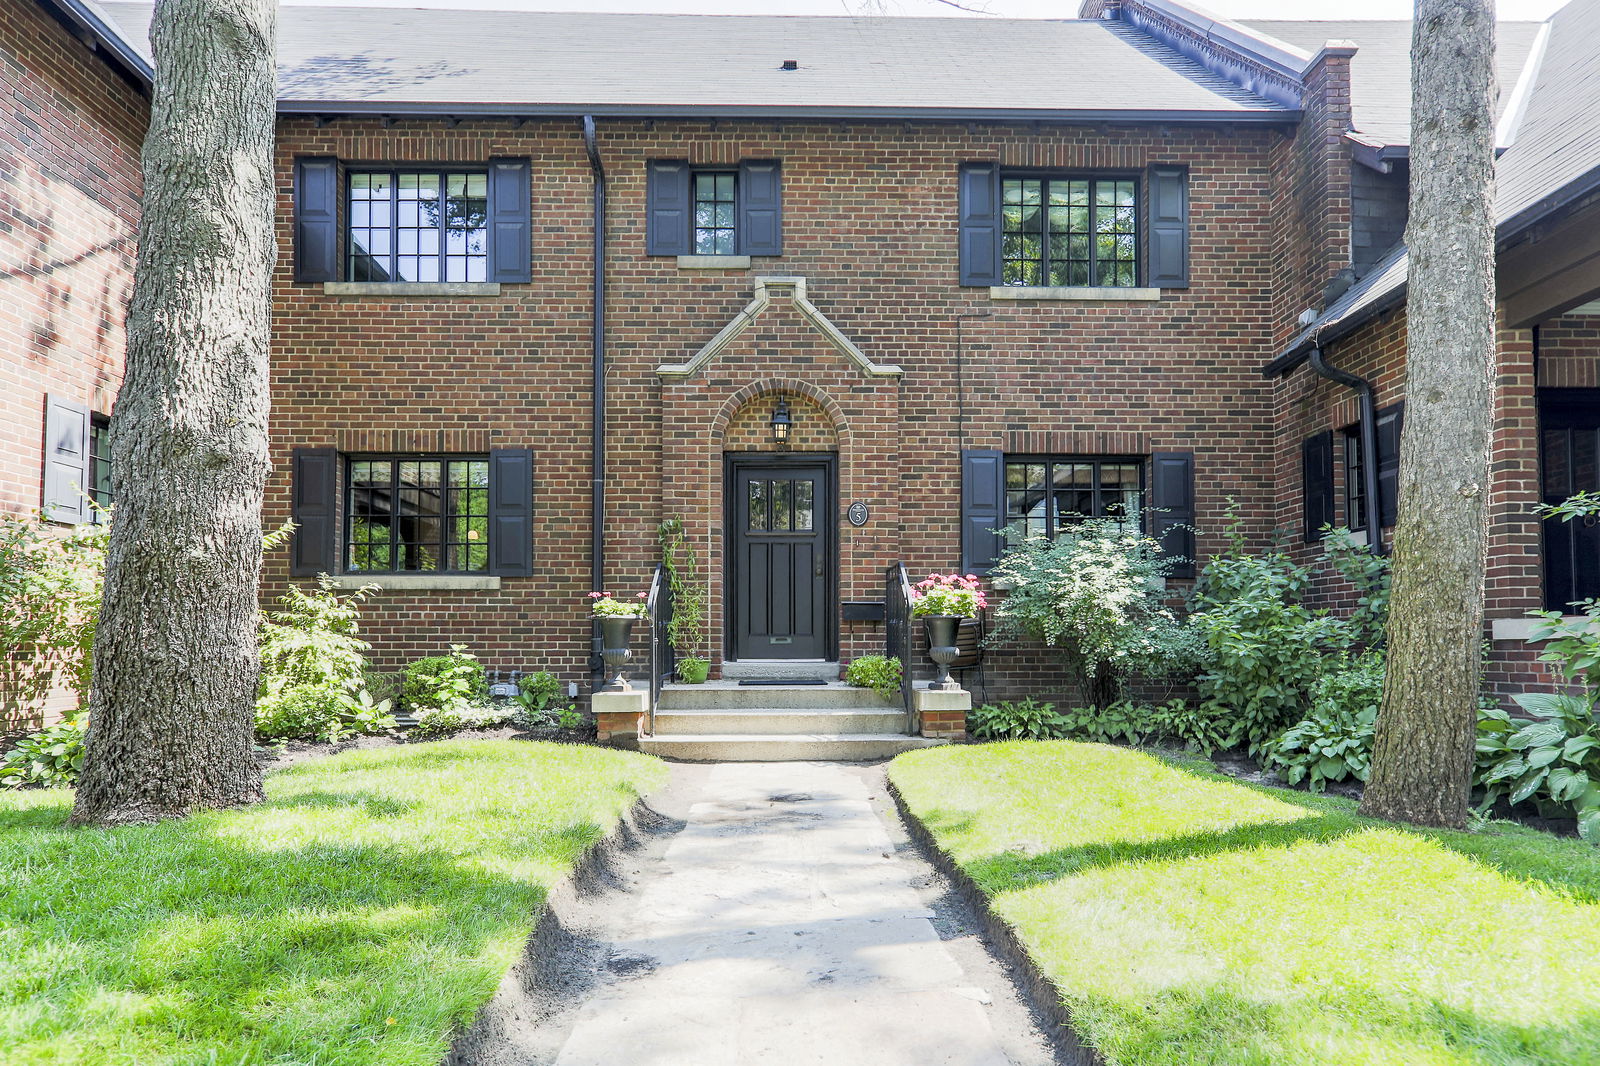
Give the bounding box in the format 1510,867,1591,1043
1050,699,1232,755
0,714,87,788
411,702,514,741
1320,527,1391,650
402,646,487,714
511,670,578,729
258,578,376,699
0,515,104,726
989,515,1202,709
1262,654,1383,791
255,683,396,743
969,698,1070,740
1146,699,1235,755
1476,691,1600,841
845,654,902,700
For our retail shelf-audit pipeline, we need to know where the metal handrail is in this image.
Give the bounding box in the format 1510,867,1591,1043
645,563,673,736
885,562,916,735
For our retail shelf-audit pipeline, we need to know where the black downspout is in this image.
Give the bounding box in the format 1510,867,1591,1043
1308,346,1385,555
583,116,607,674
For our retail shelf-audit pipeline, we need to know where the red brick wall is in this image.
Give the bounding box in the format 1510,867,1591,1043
265,116,1287,705
0,0,144,516
0,0,145,731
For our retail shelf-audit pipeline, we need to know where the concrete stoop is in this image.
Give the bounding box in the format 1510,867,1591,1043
638,680,949,762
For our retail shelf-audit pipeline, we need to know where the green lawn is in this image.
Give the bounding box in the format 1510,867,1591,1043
0,740,666,1066
889,741,1600,1066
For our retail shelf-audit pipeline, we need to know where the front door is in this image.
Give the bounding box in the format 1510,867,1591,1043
728,455,834,660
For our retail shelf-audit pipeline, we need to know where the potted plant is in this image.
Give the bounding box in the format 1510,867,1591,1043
659,518,710,683
589,590,647,688
910,573,986,689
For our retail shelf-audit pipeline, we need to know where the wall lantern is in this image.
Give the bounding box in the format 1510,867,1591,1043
769,397,793,449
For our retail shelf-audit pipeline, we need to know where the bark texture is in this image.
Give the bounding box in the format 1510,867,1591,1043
70,0,277,825
1359,0,1497,829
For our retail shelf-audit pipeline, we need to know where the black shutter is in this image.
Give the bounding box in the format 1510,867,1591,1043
1150,450,1196,577
488,157,532,283
1376,402,1404,528
1301,431,1334,542
958,162,1002,287
42,394,90,524
737,159,782,256
646,160,692,256
488,448,534,577
294,156,339,283
1148,165,1189,289
290,447,338,577
960,449,1005,575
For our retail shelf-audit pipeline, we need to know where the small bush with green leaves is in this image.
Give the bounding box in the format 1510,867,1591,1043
0,714,87,788
402,645,487,714
411,702,515,741
1262,654,1383,791
258,578,376,699
969,698,1070,741
255,683,396,743
1048,699,1231,754
1477,691,1600,841
845,654,903,700
1146,699,1235,755
511,670,579,729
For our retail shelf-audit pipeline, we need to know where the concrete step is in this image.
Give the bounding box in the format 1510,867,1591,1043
660,681,896,711
652,709,908,736
637,733,948,762
719,659,840,683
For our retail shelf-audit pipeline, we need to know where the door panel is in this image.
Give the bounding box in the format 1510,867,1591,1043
730,459,832,660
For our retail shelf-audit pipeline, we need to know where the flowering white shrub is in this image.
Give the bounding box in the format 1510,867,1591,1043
988,516,1203,708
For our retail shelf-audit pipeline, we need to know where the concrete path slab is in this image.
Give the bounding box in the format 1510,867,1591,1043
546,762,1037,1066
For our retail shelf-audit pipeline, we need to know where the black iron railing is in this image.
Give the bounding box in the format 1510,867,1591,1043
885,561,916,735
646,562,673,735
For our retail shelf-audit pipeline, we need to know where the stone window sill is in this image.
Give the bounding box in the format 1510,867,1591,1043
677,255,751,270
988,285,1161,302
1491,615,1587,642
325,574,502,591
322,282,501,297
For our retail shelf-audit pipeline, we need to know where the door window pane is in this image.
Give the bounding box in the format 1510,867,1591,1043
747,480,767,530
772,480,792,531
794,480,815,531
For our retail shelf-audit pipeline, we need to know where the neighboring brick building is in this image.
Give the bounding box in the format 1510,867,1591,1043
6,0,1600,728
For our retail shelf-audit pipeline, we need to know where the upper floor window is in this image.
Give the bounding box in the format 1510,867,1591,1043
1004,456,1143,540
347,170,489,283
694,172,738,255
1002,177,1139,288
347,456,490,574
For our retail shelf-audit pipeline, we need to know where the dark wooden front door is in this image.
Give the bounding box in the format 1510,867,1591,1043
1542,389,1600,611
728,455,834,660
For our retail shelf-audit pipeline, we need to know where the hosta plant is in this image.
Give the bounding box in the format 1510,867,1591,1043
402,645,487,714
969,698,1070,741
0,713,87,788
1476,692,1600,842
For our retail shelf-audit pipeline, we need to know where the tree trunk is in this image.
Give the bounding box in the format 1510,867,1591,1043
71,0,277,825
1359,0,1496,829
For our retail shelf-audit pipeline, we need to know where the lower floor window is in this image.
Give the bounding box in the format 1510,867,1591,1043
1004,456,1142,539
89,416,112,520
347,456,489,573
1541,389,1600,610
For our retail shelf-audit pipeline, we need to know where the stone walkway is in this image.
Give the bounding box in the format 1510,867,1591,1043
545,761,1051,1066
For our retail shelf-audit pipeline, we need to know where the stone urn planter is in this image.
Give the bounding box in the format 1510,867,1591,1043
923,615,962,690
599,615,636,689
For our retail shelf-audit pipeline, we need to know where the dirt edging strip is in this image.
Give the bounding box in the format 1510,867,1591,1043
443,793,660,1066
886,778,1107,1066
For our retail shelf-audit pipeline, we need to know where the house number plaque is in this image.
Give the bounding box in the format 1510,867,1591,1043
847,502,869,527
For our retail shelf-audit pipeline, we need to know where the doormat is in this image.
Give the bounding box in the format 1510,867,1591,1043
737,679,828,686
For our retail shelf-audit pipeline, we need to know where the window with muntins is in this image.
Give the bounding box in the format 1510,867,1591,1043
694,171,738,255
89,416,112,520
1004,457,1143,539
347,170,489,282
1342,428,1368,531
1001,177,1138,287
346,456,490,573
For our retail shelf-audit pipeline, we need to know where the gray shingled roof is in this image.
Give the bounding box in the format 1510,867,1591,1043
1243,19,1543,148
1267,0,1600,373
95,4,1290,119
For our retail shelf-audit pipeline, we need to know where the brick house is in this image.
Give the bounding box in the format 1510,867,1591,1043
6,0,1600,742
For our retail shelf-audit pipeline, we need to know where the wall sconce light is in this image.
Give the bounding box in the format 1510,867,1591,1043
769,397,793,449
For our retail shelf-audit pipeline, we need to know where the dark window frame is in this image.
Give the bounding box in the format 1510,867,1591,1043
692,169,738,256
345,165,491,283
88,414,111,522
1342,425,1368,532
1003,454,1146,540
343,453,491,575
999,170,1142,288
